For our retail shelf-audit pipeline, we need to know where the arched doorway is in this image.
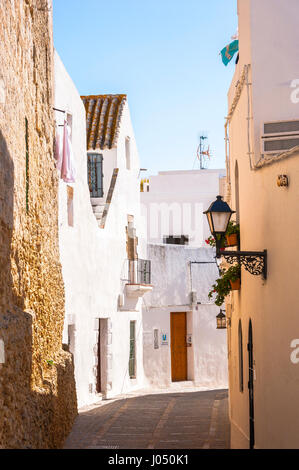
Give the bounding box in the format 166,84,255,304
248,319,255,449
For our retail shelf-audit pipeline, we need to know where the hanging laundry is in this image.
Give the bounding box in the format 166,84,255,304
54,124,63,171
61,121,76,183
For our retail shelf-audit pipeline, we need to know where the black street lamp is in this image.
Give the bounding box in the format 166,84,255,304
204,196,267,279
216,310,227,329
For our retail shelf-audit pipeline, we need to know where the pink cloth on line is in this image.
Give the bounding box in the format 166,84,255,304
61,121,76,183
54,125,63,171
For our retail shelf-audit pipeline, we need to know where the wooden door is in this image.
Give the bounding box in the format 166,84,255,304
171,312,187,382
96,320,101,393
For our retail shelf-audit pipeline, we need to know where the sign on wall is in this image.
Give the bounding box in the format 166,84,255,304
161,332,168,346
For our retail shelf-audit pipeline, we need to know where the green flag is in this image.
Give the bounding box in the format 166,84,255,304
221,40,239,66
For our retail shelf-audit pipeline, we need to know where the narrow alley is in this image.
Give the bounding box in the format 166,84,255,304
64,389,230,450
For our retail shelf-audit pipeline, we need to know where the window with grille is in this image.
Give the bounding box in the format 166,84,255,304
87,153,103,197
129,321,136,379
163,235,189,245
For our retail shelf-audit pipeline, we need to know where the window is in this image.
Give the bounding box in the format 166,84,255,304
238,320,244,393
67,186,74,227
67,324,76,356
88,153,103,197
127,215,138,261
163,235,189,246
125,137,131,170
129,321,136,379
154,329,159,350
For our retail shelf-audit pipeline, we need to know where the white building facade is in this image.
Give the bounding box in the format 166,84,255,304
54,52,150,407
141,170,228,389
142,170,226,247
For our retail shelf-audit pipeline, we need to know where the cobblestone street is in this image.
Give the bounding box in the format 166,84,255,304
64,388,230,449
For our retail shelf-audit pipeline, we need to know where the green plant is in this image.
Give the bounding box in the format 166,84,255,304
226,221,240,237
46,360,54,367
208,264,241,306
205,236,216,247
205,234,226,248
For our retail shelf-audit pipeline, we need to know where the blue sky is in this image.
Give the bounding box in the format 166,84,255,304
53,0,238,175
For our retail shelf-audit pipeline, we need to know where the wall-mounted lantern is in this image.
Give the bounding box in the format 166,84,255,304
216,310,227,329
204,196,267,279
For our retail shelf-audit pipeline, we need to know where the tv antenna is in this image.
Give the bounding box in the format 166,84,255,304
193,134,212,169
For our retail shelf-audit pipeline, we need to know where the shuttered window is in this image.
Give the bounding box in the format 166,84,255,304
129,321,136,379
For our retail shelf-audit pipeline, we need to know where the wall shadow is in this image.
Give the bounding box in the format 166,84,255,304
64,389,230,449
0,129,77,449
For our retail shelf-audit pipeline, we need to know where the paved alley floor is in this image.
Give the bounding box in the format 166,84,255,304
64,388,230,449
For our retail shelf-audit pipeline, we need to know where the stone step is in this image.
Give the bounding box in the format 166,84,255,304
92,204,105,214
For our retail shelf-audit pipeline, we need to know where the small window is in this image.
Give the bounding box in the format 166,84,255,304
129,321,136,379
88,153,103,197
68,324,76,356
67,186,74,227
154,329,159,350
238,320,244,393
163,235,189,245
125,137,131,170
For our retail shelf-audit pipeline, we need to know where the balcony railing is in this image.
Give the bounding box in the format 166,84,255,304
128,259,151,285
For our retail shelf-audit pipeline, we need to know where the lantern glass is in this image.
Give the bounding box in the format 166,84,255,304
211,211,232,234
204,196,235,238
216,311,227,329
207,212,214,234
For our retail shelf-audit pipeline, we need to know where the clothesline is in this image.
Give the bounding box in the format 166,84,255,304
53,107,66,114
54,121,76,183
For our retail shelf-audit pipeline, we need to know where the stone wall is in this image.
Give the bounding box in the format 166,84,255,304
0,0,77,448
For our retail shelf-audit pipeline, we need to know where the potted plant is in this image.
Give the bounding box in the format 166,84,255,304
205,235,226,249
225,221,240,247
208,265,241,306
226,264,241,290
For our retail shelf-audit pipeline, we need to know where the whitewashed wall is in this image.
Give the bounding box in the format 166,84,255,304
54,52,147,407
141,170,226,247
143,244,228,389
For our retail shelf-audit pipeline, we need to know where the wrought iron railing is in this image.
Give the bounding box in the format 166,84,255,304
128,259,151,285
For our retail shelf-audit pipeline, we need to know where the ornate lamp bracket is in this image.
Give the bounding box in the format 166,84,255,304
218,249,267,280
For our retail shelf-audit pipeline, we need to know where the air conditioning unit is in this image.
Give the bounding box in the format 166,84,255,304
261,120,299,155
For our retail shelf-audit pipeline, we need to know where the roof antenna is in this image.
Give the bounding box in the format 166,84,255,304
193,132,212,170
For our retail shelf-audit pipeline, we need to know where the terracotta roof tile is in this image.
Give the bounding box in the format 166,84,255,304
81,94,127,150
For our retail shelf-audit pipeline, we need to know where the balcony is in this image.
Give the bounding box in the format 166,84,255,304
125,259,153,298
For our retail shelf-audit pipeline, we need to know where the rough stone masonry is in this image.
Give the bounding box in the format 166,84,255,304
0,0,77,448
